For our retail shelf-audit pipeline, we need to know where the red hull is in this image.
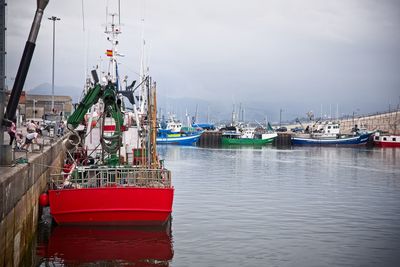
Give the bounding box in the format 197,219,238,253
374,141,400,148
48,187,174,225
37,225,173,265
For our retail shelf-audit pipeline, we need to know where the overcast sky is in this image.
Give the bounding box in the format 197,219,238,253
6,0,400,121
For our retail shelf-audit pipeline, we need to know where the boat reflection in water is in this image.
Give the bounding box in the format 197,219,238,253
37,222,173,266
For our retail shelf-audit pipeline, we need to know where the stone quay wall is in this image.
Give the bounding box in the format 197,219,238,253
0,139,65,267
284,111,400,135
339,111,400,134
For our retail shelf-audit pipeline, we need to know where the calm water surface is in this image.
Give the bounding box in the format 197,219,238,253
33,146,400,267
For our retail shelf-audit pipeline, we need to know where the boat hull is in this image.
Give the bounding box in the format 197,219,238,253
156,132,202,145
49,187,174,226
292,133,372,146
373,135,400,148
374,141,400,148
221,137,274,145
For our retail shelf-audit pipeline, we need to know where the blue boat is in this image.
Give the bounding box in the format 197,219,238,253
292,132,373,145
156,130,203,145
157,115,203,145
292,121,374,146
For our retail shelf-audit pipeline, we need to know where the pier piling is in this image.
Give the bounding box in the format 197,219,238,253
274,133,292,147
198,131,222,147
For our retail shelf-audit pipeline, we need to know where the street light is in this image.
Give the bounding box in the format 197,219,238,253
48,16,60,112
33,99,37,119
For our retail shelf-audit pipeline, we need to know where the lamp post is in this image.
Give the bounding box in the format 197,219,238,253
33,99,37,119
48,16,60,112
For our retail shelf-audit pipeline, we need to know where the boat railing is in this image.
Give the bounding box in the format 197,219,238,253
49,166,172,190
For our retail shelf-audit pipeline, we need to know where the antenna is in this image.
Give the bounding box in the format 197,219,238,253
81,0,85,31
105,0,109,30
118,0,121,25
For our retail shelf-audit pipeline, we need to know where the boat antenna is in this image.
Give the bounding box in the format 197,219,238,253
105,0,109,28
139,10,147,114
118,0,121,26
81,0,85,31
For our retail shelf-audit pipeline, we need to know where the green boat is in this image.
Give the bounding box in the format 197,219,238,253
221,131,277,145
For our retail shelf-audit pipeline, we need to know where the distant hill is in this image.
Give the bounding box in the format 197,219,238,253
28,83,83,103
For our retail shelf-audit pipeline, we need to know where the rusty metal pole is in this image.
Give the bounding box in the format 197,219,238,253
151,81,158,168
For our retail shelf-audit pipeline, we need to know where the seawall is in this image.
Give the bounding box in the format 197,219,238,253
284,111,400,135
0,139,65,267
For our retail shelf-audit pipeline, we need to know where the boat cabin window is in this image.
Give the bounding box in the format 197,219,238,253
375,136,379,140
393,138,396,141
328,126,331,129
383,137,387,141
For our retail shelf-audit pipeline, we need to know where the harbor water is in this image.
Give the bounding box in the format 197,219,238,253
32,146,400,267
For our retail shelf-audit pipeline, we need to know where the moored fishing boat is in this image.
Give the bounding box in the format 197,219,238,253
221,124,277,145
373,109,400,148
157,130,203,145
292,121,374,146
157,115,203,145
373,133,400,148
221,132,276,145
45,14,173,226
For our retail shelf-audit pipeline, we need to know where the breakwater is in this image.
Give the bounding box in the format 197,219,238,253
0,138,65,267
285,111,399,134
340,111,399,134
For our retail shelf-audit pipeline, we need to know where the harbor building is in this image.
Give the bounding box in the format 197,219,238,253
4,90,73,122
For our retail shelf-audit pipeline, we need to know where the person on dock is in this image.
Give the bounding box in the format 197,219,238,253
7,119,17,146
15,130,24,149
57,120,65,136
20,130,41,152
26,120,37,133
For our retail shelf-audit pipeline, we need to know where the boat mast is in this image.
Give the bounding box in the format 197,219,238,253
104,13,121,84
139,18,148,115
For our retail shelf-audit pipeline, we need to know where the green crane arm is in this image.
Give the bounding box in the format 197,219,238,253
67,84,102,129
65,81,125,165
101,83,124,155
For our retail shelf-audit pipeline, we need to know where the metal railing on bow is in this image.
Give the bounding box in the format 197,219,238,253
49,166,172,189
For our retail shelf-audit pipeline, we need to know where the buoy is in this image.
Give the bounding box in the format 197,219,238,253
39,193,49,207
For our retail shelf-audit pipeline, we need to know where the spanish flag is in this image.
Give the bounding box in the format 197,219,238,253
106,50,113,57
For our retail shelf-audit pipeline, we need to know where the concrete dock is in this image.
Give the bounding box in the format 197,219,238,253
0,133,65,267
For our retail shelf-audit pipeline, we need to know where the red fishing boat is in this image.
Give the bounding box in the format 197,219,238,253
45,14,173,226
48,167,174,225
373,133,400,148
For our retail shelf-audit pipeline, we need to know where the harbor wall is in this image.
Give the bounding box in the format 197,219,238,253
284,111,400,135
339,111,399,134
0,139,65,267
